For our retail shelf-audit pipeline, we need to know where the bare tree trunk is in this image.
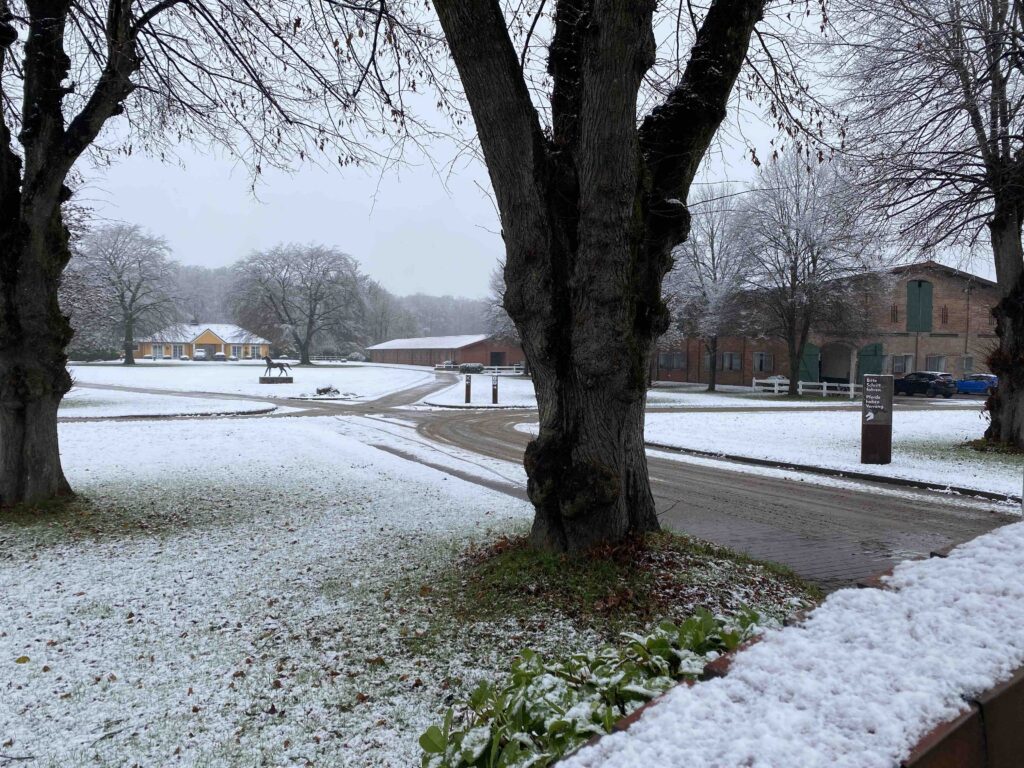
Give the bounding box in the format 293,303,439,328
0,210,74,507
434,0,763,552
986,202,1024,446
787,337,801,397
706,336,718,392
122,317,136,365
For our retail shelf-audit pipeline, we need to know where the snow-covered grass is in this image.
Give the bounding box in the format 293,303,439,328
422,378,948,410
68,361,435,401
642,406,1020,496
421,376,538,408
0,416,812,767
60,386,276,418
562,519,1024,768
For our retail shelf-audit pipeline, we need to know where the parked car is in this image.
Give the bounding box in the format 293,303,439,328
193,349,207,361
894,371,956,398
347,353,367,362
178,354,190,361
228,355,239,362
955,373,998,396
213,352,227,361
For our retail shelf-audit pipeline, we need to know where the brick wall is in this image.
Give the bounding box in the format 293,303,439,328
663,263,1001,381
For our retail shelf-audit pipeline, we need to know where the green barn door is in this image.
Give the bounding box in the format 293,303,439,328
857,343,885,382
906,280,933,332
799,343,820,382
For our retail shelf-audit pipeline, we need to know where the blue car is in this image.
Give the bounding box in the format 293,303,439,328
955,373,998,395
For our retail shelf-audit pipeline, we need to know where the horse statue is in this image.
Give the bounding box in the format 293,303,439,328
263,354,292,377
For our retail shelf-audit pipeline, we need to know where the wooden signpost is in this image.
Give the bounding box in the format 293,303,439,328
492,375,499,405
861,374,893,464
465,374,472,404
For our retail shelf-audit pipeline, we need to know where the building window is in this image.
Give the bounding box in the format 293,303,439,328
925,355,946,371
658,353,686,371
906,280,934,332
231,345,242,358
171,344,183,359
753,351,774,373
892,354,913,375
940,305,949,325
722,352,742,371
962,356,974,373
890,304,899,323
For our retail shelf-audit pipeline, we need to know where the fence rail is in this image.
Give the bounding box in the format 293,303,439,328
434,364,526,376
752,378,862,398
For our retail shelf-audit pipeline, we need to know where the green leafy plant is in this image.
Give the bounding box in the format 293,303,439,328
420,608,761,768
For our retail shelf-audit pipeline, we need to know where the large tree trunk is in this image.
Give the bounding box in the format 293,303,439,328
0,210,74,507
434,0,763,552
986,202,1024,446
706,336,719,392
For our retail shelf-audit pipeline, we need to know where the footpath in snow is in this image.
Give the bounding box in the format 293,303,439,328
563,519,1024,768
69,360,435,401
642,407,1019,497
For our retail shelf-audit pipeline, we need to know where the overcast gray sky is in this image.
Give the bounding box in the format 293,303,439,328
82,145,506,299
81,111,994,300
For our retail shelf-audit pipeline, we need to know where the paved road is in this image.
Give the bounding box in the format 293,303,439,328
69,373,1015,591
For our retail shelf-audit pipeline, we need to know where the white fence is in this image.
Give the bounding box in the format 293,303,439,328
434,364,526,376
752,377,862,398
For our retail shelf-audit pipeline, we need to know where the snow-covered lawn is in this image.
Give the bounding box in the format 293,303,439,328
1,417,536,766
68,361,436,401
0,416,809,766
563,519,1024,768
60,386,276,418
642,407,1020,496
421,376,538,408
421,378,944,410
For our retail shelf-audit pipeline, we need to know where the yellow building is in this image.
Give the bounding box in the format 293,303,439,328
135,324,271,361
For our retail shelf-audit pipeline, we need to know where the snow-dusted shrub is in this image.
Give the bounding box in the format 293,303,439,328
419,608,761,768
459,363,486,374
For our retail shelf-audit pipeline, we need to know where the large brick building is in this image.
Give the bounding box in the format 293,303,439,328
655,261,1001,386
366,334,525,367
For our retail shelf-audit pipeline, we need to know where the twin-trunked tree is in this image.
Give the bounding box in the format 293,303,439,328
432,0,801,551
0,0,435,506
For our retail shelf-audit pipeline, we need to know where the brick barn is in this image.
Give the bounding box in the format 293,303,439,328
366,334,525,367
655,261,1001,386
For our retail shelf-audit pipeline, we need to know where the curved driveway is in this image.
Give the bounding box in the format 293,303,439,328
70,372,1014,591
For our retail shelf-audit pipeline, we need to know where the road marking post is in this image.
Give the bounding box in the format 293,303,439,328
492,375,498,405
465,374,471,404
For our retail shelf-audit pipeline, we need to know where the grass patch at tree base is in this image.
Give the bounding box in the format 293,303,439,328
436,530,820,640
964,437,1024,456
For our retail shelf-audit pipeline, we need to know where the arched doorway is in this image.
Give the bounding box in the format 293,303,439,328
820,342,856,384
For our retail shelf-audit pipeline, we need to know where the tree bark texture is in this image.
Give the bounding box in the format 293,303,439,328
985,199,1024,446
122,318,136,365
0,0,138,506
433,0,763,551
706,336,718,392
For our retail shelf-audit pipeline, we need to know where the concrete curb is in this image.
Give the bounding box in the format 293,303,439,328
644,440,1020,504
